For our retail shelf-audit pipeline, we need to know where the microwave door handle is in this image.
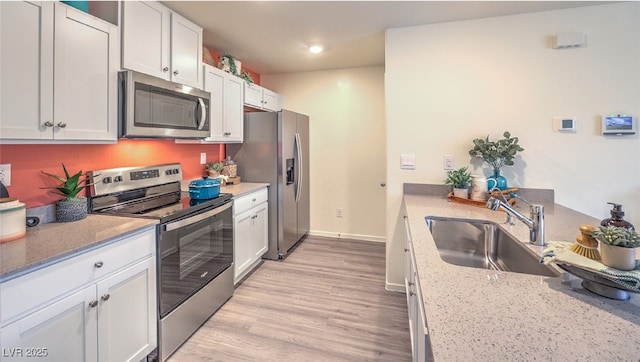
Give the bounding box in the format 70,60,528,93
196,98,206,130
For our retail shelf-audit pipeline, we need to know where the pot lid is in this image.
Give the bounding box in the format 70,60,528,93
189,177,220,188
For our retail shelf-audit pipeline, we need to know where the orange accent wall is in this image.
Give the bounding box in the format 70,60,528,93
0,141,224,208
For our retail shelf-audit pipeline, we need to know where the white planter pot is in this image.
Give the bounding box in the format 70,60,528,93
453,188,469,199
600,243,637,271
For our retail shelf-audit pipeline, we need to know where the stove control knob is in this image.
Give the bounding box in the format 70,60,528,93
114,176,123,182
174,169,180,174
102,177,112,184
165,169,172,175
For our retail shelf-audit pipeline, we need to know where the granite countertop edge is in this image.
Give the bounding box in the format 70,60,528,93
0,215,158,282
404,190,640,360
221,182,269,198
0,182,269,282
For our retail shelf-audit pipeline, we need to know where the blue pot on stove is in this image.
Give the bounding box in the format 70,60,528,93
188,177,220,200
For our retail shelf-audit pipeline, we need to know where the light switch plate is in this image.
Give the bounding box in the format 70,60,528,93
443,155,455,170
400,154,415,170
200,153,207,165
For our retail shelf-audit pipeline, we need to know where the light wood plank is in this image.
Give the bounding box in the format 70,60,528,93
168,236,411,361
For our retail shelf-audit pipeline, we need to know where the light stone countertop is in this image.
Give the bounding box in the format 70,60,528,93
404,192,640,360
0,215,157,282
221,182,269,198
0,183,268,282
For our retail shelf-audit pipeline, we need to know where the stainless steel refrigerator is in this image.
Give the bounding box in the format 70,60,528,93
227,110,310,260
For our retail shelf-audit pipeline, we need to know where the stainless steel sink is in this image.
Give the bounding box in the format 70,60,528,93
425,216,560,277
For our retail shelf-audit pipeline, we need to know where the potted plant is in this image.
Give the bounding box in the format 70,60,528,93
591,225,640,270
206,161,224,177
444,166,472,199
41,164,93,222
468,131,524,190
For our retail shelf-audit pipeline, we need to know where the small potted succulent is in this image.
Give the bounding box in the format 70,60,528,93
468,131,524,190
206,161,224,177
444,166,472,199
591,225,640,270
41,164,93,222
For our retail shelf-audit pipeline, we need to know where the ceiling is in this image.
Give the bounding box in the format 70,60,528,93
161,1,611,75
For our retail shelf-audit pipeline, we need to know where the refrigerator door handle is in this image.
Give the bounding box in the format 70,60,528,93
295,132,302,202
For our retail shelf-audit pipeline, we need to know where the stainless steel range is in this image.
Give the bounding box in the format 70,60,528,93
87,163,233,362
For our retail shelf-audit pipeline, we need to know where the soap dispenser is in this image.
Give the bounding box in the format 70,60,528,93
601,202,635,231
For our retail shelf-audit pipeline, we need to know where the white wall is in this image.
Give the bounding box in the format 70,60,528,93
386,3,640,288
262,67,386,241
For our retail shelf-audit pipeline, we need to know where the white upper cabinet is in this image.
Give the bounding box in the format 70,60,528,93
0,1,118,142
122,1,203,89
204,65,244,143
244,83,281,112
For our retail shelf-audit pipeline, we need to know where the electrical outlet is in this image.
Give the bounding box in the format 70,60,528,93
443,155,455,170
200,153,207,165
336,208,343,218
0,164,11,186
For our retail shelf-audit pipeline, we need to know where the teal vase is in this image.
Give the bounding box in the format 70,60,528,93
492,169,507,190
487,169,508,190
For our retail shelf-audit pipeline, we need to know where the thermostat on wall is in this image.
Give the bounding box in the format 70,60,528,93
553,117,576,132
602,114,636,135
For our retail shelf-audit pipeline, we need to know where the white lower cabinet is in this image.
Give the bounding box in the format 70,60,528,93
0,228,157,362
404,215,430,362
233,188,269,285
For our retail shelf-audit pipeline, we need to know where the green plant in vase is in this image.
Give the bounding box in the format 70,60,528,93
41,164,94,222
444,166,472,199
468,131,524,190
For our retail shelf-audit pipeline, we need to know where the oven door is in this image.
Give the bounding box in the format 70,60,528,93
158,201,232,317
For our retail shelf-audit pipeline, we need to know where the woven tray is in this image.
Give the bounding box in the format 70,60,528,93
447,187,518,208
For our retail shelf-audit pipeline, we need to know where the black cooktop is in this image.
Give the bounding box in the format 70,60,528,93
102,192,232,223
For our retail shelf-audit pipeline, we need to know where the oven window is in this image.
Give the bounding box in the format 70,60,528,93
159,204,232,317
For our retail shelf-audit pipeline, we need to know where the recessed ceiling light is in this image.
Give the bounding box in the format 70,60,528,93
309,45,323,54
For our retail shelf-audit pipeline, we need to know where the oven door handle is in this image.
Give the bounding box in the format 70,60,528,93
164,201,231,232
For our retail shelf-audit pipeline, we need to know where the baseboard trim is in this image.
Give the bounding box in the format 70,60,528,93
385,282,405,293
308,230,385,243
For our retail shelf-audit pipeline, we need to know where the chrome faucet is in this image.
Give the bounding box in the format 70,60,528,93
486,195,546,246
488,186,514,225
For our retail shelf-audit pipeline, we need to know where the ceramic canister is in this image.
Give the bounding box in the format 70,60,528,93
470,175,488,201
0,199,26,243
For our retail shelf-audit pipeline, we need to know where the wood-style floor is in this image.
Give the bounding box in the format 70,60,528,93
168,236,411,362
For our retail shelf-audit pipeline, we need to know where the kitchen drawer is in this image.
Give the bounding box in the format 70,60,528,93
233,188,268,215
0,228,155,326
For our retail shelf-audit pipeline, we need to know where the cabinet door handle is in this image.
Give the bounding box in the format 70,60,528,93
163,67,169,72
44,121,54,127
224,132,231,136
101,294,110,302
57,122,67,128
89,300,98,308
94,261,103,268
404,248,409,252
409,291,415,297
173,70,179,75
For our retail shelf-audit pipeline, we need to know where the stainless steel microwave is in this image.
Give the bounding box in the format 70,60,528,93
119,70,210,139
